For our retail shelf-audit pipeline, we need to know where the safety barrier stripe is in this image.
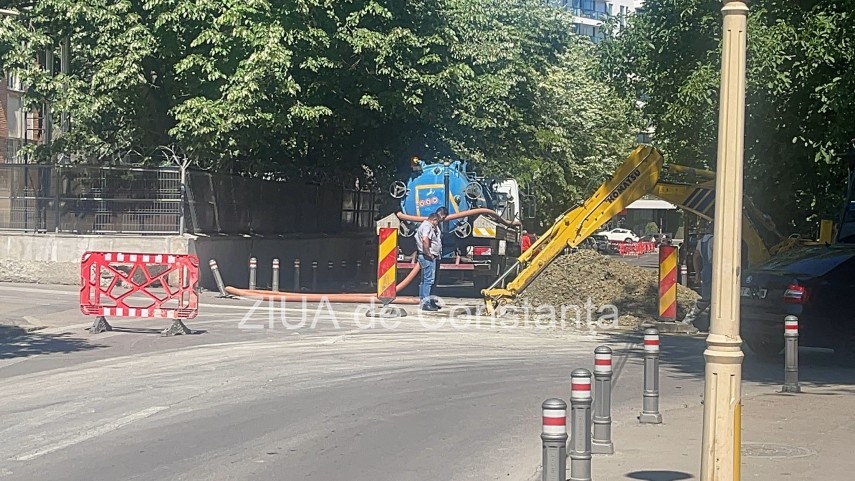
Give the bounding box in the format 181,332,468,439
377,228,397,302
473,227,496,237
658,245,678,321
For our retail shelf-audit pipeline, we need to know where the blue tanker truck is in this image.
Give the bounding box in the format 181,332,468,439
375,156,533,294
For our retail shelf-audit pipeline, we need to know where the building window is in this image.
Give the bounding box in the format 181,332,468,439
5,139,24,164
5,72,23,92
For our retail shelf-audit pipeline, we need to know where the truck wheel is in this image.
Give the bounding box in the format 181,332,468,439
744,336,784,360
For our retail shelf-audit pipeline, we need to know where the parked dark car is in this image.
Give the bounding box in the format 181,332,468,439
740,244,855,363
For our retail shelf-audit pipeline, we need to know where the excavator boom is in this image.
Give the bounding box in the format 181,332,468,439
482,146,794,312
482,145,665,310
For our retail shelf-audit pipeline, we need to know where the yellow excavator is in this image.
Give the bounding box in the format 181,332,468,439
482,144,813,312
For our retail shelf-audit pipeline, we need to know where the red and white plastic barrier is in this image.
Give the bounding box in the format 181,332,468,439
80,251,199,335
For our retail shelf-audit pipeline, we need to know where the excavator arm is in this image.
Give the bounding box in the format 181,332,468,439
482,145,793,312
482,145,665,312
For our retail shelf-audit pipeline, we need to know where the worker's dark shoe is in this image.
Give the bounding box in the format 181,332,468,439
420,304,439,312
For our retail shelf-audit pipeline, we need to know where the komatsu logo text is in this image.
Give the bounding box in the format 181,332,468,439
605,169,642,203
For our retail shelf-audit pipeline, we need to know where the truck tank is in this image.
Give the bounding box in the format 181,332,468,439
396,159,498,235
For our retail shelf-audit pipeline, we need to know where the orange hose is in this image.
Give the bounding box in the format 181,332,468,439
224,262,423,304
396,208,522,228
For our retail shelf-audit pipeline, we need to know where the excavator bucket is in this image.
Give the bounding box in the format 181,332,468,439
483,145,665,312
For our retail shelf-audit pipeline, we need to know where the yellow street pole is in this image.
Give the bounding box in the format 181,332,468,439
700,1,748,480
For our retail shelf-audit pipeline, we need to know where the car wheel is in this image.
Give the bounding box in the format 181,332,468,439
625,237,634,243
743,336,784,360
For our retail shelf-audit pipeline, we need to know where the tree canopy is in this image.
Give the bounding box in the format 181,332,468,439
599,0,855,233
1,0,639,225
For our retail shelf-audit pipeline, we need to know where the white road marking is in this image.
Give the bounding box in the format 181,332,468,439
13,406,169,461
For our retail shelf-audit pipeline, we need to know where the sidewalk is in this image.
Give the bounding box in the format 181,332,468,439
592,383,855,480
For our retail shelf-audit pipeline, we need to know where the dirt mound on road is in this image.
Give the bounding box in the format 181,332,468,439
517,249,699,328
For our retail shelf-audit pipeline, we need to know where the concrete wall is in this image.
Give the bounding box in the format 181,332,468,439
189,234,377,292
0,232,189,284
0,232,377,291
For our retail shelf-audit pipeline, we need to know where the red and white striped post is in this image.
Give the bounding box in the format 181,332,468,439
570,369,593,481
592,346,614,454
271,258,280,292
639,328,662,424
541,399,567,481
248,257,257,290
783,316,800,393
208,259,228,297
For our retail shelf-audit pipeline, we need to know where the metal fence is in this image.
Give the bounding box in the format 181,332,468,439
0,163,379,235
0,164,181,234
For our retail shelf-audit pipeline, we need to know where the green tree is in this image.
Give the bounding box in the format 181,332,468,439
599,0,855,233
2,0,639,225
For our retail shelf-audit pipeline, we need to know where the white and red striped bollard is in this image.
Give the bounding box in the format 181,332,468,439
272,258,280,292
208,259,228,297
569,368,592,481
541,398,567,481
783,315,800,393
639,328,662,424
248,257,257,290
592,346,614,454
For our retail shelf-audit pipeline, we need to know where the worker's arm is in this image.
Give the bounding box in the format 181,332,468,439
422,236,433,259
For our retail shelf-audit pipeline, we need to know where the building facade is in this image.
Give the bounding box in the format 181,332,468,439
551,0,644,43
1,72,40,164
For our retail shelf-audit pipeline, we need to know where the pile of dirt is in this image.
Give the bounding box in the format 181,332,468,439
517,249,699,328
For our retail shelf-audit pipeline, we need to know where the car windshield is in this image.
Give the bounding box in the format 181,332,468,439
756,245,855,276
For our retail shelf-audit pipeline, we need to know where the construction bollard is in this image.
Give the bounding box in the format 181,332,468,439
248,257,257,290
592,346,614,455
569,369,593,481
312,261,319,291
272,258,280,292
639,328,663,424
541,399,568,481
783,316,801,393
680,264,688,286
293,259,301,292
208,259,228,297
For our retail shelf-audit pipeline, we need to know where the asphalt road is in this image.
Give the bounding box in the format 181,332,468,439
0,282,842,481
